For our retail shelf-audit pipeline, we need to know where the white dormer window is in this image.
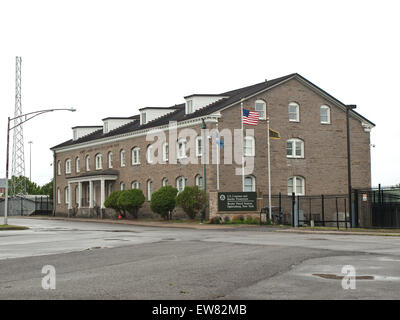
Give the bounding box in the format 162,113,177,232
73,130,78,141
187,100,193,114
141,112,147,125
104,121,109,134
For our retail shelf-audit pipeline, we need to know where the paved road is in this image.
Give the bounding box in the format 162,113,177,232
0,218,400,299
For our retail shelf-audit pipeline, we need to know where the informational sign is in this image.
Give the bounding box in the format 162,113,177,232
362,193,368,201
218,192,257,211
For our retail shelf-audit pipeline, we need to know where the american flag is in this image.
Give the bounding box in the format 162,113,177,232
242,109,259,126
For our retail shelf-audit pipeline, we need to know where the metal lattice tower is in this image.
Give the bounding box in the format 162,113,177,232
11,56,26,195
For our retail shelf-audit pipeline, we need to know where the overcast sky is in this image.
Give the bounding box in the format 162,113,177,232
0,0,399,187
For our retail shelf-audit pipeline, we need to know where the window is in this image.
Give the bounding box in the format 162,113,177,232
187,100,193,113
57,187,61,204
196,136,202,157
146,145,153,164
177,139,186,159
162,178,168,187
95,154,103,170
108,152,113,168
243,136,255,156
57,161,61,175
289,102,299,122
288,176,305,195
75,186,79,205
65,186,69,204
104,122,108,133
65,159,71,174
120,149,126,167
132,147,140,165
176,176,186,193
255,100,266,120
244,175,255,192
286,138,304,158
76,157,80,173
85,155,90,171
195,174,203,189
141,112,147,124
162,143,169,162
147,180,153,200
120,182,126,190
320,105,331,124
131,181,140,189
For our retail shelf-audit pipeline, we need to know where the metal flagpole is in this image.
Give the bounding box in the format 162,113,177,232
216,121,220,190
240,99,245,191
267,117,272,221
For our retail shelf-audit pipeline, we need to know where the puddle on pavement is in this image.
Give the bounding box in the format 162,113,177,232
312,273,374,280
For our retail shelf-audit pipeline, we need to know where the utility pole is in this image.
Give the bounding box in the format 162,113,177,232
346,104,357,228
28,141,33,181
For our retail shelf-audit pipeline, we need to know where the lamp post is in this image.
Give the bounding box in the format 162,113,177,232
3,108,76,225
346,104,356,228
28,141,33,181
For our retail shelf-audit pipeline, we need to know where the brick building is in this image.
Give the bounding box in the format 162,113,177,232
50,73,374,218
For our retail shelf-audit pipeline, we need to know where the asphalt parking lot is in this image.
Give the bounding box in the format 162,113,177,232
0,218,399,299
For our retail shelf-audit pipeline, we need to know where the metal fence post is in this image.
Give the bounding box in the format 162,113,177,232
321,194,325,227
279,192,282,224
336,197,339,230
354,189,359,227
291,192,295,227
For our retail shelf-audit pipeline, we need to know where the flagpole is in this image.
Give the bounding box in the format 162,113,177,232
216,121,220,190
240,99,244,192
267,117,272,221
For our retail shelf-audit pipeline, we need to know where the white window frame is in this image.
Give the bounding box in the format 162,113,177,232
286,138,304,158
57,161,61,175
186,100,193,114
108,152,113,168
120,149,126,167
244,175,256,192
177,139,187,159
320,105,331,124
141,112,147,125
243,136,255,157
65,186,69,204
57,187,61,204
76,157,80,173
289,102,300,122
146,145,153,164
176,176,186,193
95,154,103,170
287,176,305,196
65,159,71,174
162,178,168,187
162,142,169,162
131,181,140,189
120,182,125,191
104,121,109,133
85,155,90,171
131,147,140,165
195,136,202,157
195,174,203,189
147,180,153,200
255,100,266,120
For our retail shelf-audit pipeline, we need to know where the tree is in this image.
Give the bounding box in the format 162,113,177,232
104,191,122,218
116,189,145,219
150,186,178,220
39,180,53,199
8,175,41,195
176,186,207,219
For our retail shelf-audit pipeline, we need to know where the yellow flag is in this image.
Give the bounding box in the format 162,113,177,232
269,128,280,139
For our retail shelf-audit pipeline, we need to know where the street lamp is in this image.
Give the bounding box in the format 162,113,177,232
346,104,356,228
28,141,33,181
3,107,76,225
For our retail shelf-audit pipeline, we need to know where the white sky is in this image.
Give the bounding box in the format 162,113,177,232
0,0,399,187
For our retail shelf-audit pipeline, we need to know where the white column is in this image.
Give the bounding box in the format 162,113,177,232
68,182,72,209
89,180,94,208
100,178,105,209
78,182,82,208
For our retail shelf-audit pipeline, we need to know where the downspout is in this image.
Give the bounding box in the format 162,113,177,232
53,150,56,216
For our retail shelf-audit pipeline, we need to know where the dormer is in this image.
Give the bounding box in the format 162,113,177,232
102,117,135,134
72,126,102,141
183,94,228,114
139,107,178,125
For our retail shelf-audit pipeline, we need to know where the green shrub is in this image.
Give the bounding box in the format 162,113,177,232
104,191,122,218
150,186,178,219
245,215,253,224
176,186,207,219
116,189,145,219
212,216,222,224
223,216,231,224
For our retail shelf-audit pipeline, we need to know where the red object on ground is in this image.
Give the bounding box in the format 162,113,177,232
118,213,122,219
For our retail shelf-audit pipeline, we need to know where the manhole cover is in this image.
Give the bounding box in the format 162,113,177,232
312,273,374,280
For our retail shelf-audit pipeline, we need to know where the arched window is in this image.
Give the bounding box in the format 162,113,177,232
147,180,153,200
195,136,203,157
288,102,300,122
65,159,71,174
75,186,79,206
85,155,90,171
162,142,169,162
162,178,169,187
177,139,186,159
244,175,256,192
176,176,186,193
57,187,61,204
255,100,266,120
108,152,113,168
131,147,140,165
120,182,126,190
120,149,126,167
147,145,153,164
243,136,255,156
95,153,103,170
287,176,305,195
195,174,203,189
64,186,69,204
286,138,304,158
320,105,331,124
75,157,80,173
131,181,140,189
57,160,61,175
